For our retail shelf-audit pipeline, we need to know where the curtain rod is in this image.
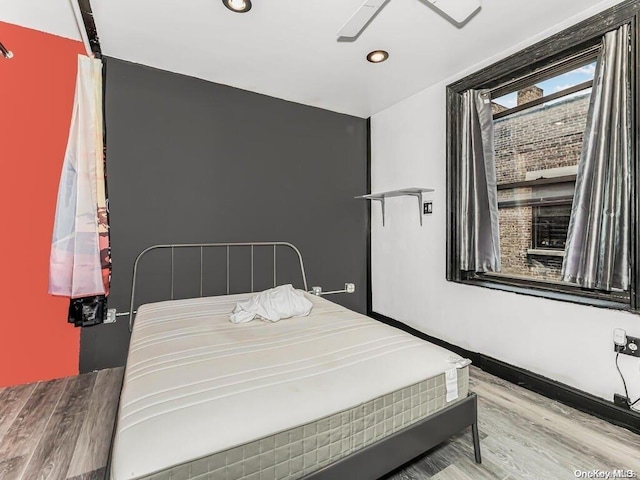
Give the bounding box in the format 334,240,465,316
0,41,13,59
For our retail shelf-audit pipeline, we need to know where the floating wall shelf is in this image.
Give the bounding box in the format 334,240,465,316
356,187,435,226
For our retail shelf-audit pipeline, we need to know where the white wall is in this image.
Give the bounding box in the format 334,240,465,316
370,0,640,404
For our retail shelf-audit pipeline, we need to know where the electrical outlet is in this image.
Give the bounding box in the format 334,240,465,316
615,334,640,357
105,308,117,324
423,202,433,215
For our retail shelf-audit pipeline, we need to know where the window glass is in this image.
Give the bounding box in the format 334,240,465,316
492,61,596,111
490,61,596,283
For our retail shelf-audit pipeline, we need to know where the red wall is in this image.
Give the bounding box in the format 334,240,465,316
0,22,84,387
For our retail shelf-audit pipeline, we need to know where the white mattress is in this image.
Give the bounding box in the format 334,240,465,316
111,293,466,480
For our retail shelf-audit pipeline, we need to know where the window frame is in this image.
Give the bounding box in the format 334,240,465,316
446,0,640,312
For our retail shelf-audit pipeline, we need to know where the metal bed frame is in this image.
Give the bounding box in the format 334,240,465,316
115,241,481,479
128,242,308,331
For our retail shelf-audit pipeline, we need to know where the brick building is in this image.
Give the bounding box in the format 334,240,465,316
493,87,590,280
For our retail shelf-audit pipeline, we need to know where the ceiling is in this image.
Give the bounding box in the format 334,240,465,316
0,0,81,42
0,0,622,118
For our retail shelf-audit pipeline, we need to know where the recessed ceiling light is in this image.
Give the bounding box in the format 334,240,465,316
367,50,389,64
223,0,252,13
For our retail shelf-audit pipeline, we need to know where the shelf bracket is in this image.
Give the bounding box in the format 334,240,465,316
405,192,424,226
355,187,433,227
370,198,386,226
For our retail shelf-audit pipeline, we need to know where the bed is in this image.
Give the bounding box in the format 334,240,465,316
109,242,480,480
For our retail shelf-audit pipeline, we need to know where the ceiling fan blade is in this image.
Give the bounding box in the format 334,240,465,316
337,0,387,38
424,0,481,24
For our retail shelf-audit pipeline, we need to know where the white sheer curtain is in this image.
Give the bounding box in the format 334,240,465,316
49,55,106,298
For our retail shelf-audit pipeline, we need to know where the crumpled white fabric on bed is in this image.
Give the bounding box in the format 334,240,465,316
229,284,313,323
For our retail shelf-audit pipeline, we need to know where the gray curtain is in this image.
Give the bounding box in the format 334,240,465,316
561,24,631,291
459,89,501,273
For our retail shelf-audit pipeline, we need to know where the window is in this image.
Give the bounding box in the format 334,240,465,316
490,60,595,282
446,1,640,310
532,205,571,251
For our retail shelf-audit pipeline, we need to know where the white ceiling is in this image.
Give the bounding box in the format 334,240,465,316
0,0,81,41
0,0,622,118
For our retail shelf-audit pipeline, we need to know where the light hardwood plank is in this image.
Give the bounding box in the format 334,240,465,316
473,379,640,471
385,430,512,480
480,434,570,480
545,399,640,447
66,467,105,480
386,465,424,480
386,366,640,480
446,456,515,480
0,383,37,443
479,396,614,473
431,463,488,480
66,367,124,478
20,373,96,480
387,471,412,480
471,367,640,449
407,434,466,477
0,379,68,480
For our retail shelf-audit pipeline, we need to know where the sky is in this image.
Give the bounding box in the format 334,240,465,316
493,61,596,109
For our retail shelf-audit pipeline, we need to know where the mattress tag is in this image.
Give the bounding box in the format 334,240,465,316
445,368,459,402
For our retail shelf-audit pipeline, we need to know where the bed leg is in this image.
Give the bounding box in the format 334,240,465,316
471,422,482,464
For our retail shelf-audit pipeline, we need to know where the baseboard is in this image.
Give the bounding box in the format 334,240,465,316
369,311,640,436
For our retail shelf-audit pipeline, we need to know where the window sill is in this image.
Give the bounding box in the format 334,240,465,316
453,276,630,312
527,248,565,257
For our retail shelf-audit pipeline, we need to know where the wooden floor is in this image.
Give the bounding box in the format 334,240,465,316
387,368,640,480
0,367,638,480
0,367,124,480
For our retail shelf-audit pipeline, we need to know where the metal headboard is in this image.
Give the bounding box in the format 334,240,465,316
129,242,309,331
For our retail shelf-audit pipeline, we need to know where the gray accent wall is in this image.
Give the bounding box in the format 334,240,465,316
79,58,368,372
